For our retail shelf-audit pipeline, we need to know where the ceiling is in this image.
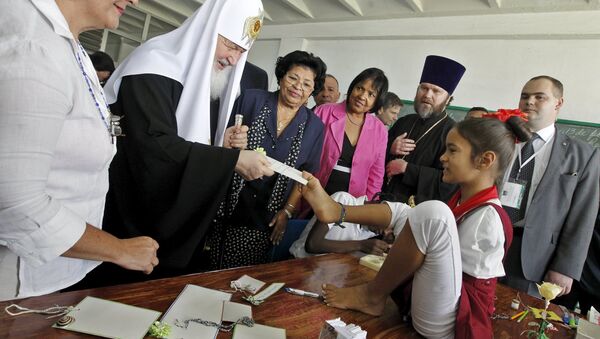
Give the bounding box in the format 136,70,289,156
81,0,600,57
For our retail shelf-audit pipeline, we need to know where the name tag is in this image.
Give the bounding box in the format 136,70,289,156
500,179,527,209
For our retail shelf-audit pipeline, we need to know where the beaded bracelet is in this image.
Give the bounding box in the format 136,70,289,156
333,203,346,228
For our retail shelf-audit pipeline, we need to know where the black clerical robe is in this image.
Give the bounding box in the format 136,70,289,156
383,113,457,203
103,74,239,271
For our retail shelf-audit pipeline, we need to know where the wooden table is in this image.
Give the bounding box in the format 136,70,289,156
0,253,575,338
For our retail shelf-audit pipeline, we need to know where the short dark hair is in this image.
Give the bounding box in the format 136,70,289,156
313,74,340,98
275,50,327,95
90,51,115,73
454,117,531,186
380,92,403,110
529,75,564,98
468,106,488,113
345,68,389,113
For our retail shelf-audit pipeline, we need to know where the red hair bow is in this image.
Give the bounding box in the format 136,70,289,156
483,108,528,122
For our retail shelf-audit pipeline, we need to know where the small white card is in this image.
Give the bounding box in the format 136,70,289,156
52,296,161,339
232,275,266,294
233,323,286,339
266,156,307,185
222,301,252,323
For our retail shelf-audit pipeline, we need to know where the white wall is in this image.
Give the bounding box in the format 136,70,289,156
248,11,600,123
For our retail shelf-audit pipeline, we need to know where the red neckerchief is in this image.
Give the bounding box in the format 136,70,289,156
447,186,499,222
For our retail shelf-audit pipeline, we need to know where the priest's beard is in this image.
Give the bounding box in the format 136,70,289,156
210,65,233,100
414,100,447,119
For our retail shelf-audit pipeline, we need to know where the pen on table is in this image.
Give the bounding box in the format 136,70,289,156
284,287,320,298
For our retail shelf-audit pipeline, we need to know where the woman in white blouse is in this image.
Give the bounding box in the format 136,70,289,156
0,0,158,301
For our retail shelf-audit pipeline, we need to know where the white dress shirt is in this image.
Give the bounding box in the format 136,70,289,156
0,0,115,300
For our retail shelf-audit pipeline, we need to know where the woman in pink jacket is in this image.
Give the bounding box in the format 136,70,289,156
314,68,389,200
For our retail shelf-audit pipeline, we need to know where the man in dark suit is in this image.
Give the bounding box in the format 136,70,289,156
501,75,600,298
240,61,268,91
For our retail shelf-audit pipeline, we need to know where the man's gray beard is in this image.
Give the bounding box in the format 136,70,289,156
210,66,232,100
416,109,433,119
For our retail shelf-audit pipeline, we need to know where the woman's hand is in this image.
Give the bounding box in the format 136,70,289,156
114,237,160,274
223,125,249,149
269,210,289,245
297,172,339,223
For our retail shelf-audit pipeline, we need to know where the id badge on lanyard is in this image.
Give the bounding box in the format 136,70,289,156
499,135,551,209
500,179,527,209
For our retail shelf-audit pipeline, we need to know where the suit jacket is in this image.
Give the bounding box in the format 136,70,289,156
519,131,600,281
313,102,388,200
240,61,268,91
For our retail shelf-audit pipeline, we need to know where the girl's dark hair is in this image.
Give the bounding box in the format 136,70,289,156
275,50,327,95
454,117,531,186
345,68,389,113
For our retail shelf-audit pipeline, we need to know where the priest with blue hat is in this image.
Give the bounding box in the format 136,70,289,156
382,55,466,203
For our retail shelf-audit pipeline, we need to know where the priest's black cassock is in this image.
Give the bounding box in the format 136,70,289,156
95,74,239,284
382,112,457,204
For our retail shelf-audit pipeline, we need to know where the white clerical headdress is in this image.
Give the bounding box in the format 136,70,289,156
104,0,264,146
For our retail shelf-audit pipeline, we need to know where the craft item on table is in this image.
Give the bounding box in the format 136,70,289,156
524,282,564,339
265,155,307,185
232,323,285,339
511,298,521,310
517,310,529,323
588,306,600,326
359,254,387,271
162,284,231,338
222,301,252,323
4,304,74,319
318,318,366,339
530,308,562,322
576,318,600,339
511,310,526,320
174,301,254,334
148,321,171,339
243,282,285,306
50,296,161,339
284,287,320,299
231,275,266,294
570,314,578,329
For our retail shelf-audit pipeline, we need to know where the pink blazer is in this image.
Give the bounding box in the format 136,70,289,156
314,101,388,200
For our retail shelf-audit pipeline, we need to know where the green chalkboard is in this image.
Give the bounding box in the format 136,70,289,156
398,100,600,148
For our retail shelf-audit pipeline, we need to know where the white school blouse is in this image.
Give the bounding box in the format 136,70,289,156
0,0,115,299
456,198,506,279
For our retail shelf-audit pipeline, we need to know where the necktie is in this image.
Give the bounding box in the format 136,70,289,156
504,133,539,223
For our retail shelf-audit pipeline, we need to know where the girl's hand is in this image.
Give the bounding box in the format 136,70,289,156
269,210,288,245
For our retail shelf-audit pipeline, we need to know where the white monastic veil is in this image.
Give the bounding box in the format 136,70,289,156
104,0,264,146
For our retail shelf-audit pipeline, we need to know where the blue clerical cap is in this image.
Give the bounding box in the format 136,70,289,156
419,55,466,95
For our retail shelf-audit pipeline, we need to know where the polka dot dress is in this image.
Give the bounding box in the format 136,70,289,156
207,103,306,269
